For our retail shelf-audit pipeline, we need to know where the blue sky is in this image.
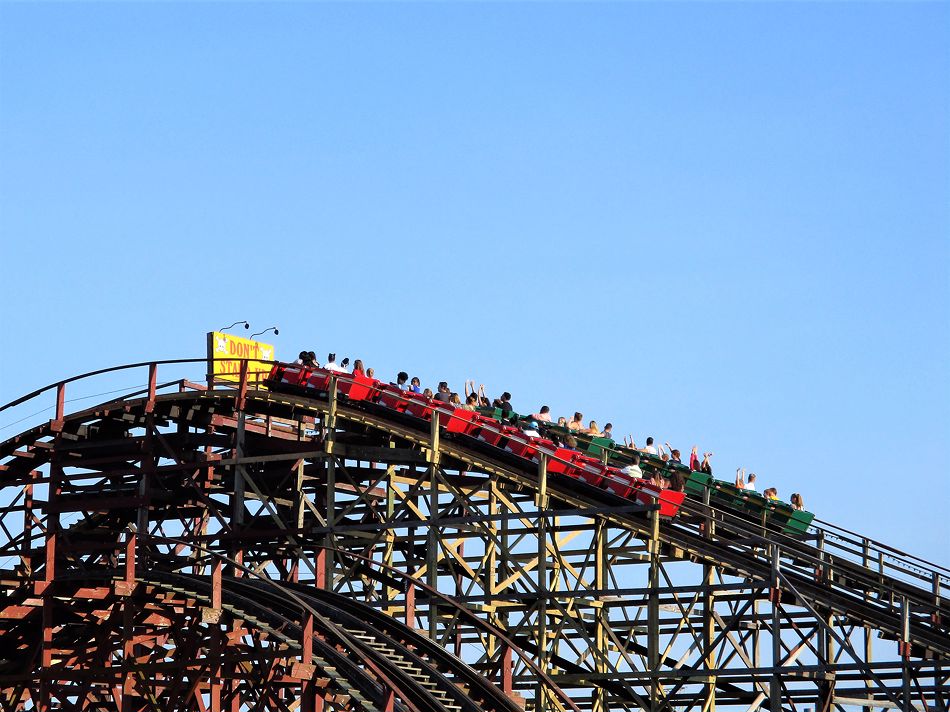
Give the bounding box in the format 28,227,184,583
0,2,947,564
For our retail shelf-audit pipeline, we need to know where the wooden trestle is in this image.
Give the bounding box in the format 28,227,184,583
0,359,946,712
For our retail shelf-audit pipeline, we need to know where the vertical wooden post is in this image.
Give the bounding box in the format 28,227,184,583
210,558,223,712
536,454,549,712
21,474,35,574
427,411,440,640
901,596,912,712
124,532,136,589
702,486,716,712
54,382,65,422
932,571,942,625
485,480,499,663
383,459,396,613
497,477,512,692
324,377,338,590
861,539,873,712
536,453,548,509
300,613,315,712
39,444,63,712
315,549,326,590
648,509,661,712
593,518,608,712
501,644,513,695
454,539,464,657
146,362,158,412
292,458,305,584
237,360,248,411
121,530,139,711
770,545,782,712
232,413,246,575
405,580,416,630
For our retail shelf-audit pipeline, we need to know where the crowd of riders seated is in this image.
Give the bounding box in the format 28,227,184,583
287,352,802,508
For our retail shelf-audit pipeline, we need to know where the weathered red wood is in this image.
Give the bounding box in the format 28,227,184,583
145,363,158,413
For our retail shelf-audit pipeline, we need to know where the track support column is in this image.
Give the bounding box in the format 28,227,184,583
702,485,717,712
593,518,608,712
770,544,782,712
648,507,661,712
427,411,440,640
901,596,912,712
536,453,549,712
383,454,397,615
324,377,338,590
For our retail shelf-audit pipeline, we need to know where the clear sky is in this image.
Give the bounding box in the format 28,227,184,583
0,2,947,565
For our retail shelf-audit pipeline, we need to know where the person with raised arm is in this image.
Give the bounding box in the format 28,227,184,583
735,468,746,490
464,380,477,400
689,446,701,471
665,444,683,465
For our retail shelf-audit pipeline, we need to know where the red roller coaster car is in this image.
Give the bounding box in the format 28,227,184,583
265,363,684,517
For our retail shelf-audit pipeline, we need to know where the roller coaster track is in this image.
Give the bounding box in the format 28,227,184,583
0,359,947,712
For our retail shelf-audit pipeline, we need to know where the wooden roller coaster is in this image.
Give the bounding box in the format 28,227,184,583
0,358,946,711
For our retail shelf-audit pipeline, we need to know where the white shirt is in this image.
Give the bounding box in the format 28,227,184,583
746,481,757,492
325,361,346,373
621,464,643,478
643,445,658,455
534,412,552,422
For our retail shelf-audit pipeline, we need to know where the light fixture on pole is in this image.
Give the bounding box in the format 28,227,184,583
250,326,279,339
219,320,250,333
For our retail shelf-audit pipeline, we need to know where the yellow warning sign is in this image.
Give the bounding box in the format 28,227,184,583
206,331,275,383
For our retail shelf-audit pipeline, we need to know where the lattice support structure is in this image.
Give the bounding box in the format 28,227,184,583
0,360,946,712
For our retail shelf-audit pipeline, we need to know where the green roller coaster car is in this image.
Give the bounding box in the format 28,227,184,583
476,406,814,536
685,471,814,536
